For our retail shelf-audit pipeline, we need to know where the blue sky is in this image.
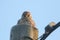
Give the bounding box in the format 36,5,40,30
0,0,60,40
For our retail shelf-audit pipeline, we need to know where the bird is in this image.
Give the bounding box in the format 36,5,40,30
17,11,35,27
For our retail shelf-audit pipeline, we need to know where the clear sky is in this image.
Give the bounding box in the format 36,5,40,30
0,0,60,40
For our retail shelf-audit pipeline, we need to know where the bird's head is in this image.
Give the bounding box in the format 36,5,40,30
21,11,32,19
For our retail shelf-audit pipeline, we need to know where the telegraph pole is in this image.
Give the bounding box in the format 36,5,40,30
10,11,60,40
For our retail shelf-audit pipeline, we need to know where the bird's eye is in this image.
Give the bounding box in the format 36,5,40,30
28,15,30,17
